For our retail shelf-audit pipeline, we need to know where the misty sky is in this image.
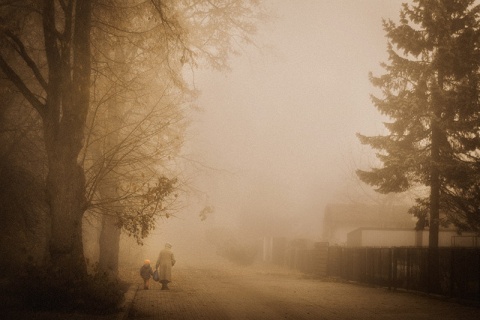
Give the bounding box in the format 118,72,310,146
170,0,407,243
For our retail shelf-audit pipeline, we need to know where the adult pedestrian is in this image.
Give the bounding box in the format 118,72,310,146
156,242,176,290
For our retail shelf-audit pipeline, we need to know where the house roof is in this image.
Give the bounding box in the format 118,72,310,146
323,203,414,226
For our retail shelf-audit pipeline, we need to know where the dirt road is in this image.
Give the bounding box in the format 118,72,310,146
127,262,480,320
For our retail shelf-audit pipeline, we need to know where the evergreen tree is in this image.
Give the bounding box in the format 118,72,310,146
357,0,480,250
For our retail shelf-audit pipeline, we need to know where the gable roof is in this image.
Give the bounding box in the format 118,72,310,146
324,203,415,226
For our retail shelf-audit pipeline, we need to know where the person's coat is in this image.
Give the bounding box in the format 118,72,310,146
156,248,175,281
140,264,154,280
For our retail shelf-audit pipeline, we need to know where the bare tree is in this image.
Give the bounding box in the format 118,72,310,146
83,0,265,276
0,0,264,304
0,0,92,278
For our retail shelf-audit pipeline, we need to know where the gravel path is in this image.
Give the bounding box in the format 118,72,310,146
127,263,480,320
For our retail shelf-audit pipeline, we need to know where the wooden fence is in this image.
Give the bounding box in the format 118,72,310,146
285,245,328,276
287,246,480,301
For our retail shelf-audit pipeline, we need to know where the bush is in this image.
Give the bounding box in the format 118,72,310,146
13,264,127,314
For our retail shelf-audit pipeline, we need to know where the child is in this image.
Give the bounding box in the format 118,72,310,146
139,259,154,290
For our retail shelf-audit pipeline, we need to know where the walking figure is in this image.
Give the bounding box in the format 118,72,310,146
156,243,176,290
140,259,154,290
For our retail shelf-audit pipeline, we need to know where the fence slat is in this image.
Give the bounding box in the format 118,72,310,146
324,246,480,301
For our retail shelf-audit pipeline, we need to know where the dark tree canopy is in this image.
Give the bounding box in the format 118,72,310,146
357,0,480,242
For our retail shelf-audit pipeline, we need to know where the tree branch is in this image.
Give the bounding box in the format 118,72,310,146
4,29,48,90
43,0,61,73
0,54,45,116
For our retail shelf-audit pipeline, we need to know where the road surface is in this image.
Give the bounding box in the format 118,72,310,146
127,262,480,320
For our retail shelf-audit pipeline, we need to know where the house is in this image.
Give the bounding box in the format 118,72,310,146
347,227,479,247
322,203,415,245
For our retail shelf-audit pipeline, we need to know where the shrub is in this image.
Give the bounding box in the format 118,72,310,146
13,264,127,314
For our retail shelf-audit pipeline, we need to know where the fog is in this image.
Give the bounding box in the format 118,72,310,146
139,0,406,264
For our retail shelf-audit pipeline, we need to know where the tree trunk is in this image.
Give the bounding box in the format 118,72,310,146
428,70,444,293
42,0,92,277
96,42,128,277
96,162,122,277
428,128,440,292
98,213,121,276
91,128,123,276
46,156,87,275
429,128,440,249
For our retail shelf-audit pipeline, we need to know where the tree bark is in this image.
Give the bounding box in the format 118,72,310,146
429,120,441,292
42,0,92,276
427,70,444,293
96,159,122,276
98,213,121,276
429,124,440,249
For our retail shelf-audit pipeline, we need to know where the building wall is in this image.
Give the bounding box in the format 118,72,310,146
363,229,416,247
347,228,478,247
347,229,416,247
322,204,415,245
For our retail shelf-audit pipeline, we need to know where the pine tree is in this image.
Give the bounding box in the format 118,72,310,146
357,0,480,247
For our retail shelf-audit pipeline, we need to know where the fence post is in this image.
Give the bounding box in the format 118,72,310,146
392,247,397,291
363,247,368,283
406,247,410,291
449,247,455,297
388,248,392,290
377,248,381,287
477,249,480,300
340,247,345,278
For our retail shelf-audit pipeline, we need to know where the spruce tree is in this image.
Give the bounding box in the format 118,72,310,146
357,0,480,248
